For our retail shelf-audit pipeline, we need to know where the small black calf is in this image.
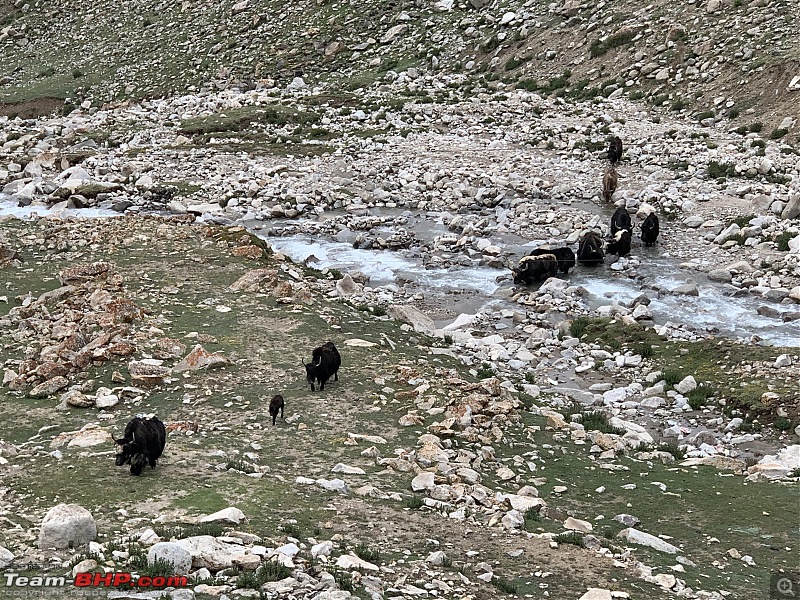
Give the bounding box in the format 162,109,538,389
269,394,285,425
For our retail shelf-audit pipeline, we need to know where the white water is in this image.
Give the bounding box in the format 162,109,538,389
3,195,797,346
573,271,800,345
267,233,800,346
266,234,502,295
0,196,119,220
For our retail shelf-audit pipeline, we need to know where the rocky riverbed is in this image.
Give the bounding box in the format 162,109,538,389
1,80,799,600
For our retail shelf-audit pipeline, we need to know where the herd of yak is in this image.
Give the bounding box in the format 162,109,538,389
113,342,342,475
512,136,660,285
112,138,655,476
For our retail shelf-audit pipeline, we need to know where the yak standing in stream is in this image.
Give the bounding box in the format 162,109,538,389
512,253,559,285
526,247,576,274
641,212,660,246
577,231,605,266
610,206,632,236
602,167,618,202
113,416,166,476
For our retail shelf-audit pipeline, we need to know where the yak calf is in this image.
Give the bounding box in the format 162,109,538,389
269,394,285,425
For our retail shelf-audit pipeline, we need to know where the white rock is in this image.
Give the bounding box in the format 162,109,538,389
331,463,366,475
147,542,193,575
38,504,97,550
316,478,349,495
0,546,14,568
502,510,524,530
411,471,436,491
200,507,245,525
564,517,593,533
579,589,614,600
335,553,379,571
617,528,679,553
312,541,333,558
674,376,697,394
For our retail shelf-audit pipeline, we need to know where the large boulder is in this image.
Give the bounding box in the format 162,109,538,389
38,504,97,550
147,542,192,575
175,535,253,571
387,305,435,334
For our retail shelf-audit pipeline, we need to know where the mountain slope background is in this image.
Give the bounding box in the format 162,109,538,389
1,0,798,134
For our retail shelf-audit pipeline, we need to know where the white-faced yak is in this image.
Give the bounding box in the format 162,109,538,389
512,253,559,285
607,228,632,256
527,247,576,274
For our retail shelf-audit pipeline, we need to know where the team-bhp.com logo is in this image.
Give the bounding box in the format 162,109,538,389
4,572,188,589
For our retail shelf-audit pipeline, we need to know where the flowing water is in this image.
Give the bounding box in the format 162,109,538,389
3,197,798,346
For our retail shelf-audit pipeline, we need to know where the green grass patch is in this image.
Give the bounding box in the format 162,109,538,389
775,232,795,251
687,384,715,410
491,576,519,594
554,531,585,547
589,29,637,58
179,105,319,136
707,160,736,179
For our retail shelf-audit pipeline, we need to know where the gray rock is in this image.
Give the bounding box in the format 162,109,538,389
617,528,679,553
675,376,697,394
782,194,800,220
387,305,435,334
613,514,640,527
0,546,13,568
335,274,361,297
38,504,97,550
707,268,732,282
714,223,740,245
147,542,192,575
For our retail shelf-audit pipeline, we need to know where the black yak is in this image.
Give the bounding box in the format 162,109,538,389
527,247,576,274
113,416,166,476
610,206,632,236
305,341,341,391
607,229,632,256
512,254,559,285
608,136,623,164
641,212,660,246
269,394,285,425
602,167,618,202
577,232,605,266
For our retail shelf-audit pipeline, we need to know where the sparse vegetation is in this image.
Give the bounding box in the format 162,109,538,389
491,576,519,595
589,29,638,58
